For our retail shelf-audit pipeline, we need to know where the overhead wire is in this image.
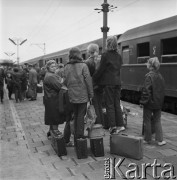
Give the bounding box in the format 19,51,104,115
27,0,56,39
25,0,141,60
30,0,64,40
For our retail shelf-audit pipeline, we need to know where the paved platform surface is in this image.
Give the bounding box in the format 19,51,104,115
0,89,177,180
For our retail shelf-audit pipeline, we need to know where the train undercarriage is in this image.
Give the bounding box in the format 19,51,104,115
121,89,177,115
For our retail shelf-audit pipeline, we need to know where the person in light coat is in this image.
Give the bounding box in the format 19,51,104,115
64,47,94,139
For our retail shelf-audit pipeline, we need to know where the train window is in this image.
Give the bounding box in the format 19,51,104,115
56,58,59,64
122,46,130,64
137,42,150,63
161,37,177,63
60,58,62,63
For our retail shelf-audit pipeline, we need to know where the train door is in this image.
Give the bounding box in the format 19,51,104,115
122,46,130,64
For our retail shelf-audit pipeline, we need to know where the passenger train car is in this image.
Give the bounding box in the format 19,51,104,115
118,15,177,114
23,15,177,114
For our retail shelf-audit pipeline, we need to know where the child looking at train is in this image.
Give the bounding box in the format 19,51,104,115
140,57,166,146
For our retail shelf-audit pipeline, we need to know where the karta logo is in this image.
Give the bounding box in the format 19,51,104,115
104,158,176,179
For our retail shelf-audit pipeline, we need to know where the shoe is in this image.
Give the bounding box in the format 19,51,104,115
47,131,51,138
116,126,125,133
53,130,62,136
157,141,166,146
29,99,35,101
143,140,151,144
109,127,117,135
65,141,74,147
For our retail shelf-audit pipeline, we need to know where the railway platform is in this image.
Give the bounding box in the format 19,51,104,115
0,90,177,180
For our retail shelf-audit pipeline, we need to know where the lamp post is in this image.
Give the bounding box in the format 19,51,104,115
94,0,117,53
4,52,15,61
9,38,27,66
31,43,46,55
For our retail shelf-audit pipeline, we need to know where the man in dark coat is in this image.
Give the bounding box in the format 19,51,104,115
93,36,125,134
6,67,14,100
12,67,22,103
28,64,38,101
0,66,5,103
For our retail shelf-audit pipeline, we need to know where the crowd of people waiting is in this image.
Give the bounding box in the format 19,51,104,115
0,35,166,147
0,63,44,103
43,35,166,147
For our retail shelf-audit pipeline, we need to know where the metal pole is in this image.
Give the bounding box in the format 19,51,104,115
101,0,109,53
17,41,20,66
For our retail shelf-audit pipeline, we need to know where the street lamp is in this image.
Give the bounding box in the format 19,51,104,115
8,38,27,65
4,52,15,60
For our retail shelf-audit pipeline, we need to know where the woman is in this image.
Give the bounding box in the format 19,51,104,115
140,57,166,146
43,60,63,137
64,47,94,139
93,36,125,134
85,43,104,125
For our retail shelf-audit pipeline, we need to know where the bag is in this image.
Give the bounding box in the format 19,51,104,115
88,124,104,138
37,84,43,93
110,134,143,160
75,138,88,159
50,132,67,157
90,137,104,157
84,101,97,131
26,86,33,99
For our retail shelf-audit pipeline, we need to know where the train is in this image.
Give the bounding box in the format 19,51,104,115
23,15,177,114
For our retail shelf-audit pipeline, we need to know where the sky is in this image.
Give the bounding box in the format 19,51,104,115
0,0,177,63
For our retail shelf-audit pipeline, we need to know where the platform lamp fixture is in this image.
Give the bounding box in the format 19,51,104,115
94,0,117,53
8,38,27,65
4,52,15,60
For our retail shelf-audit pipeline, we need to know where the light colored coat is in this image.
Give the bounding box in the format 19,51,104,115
64,59,94,103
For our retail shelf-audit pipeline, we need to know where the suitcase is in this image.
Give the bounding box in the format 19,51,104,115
37,84,43,93
90,137,104,157
110,134,143,160
51,131,67,157
88,124,104,138
75,138,88,159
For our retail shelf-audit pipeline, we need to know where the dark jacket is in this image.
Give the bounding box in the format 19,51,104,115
43,72,63,125
12,71,22,88
21,70,28,91
0,68,5,88
142,70,165,109
29,68,38,84
93,50,122,85
64,59,93,103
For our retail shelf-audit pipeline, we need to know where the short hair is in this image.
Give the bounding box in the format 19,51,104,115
69,47,82,60
106,36,118,51
87,43,99,55
147,57,160,71
46,60,56,70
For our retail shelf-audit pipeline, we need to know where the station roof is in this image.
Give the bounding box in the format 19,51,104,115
118,15,177,43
